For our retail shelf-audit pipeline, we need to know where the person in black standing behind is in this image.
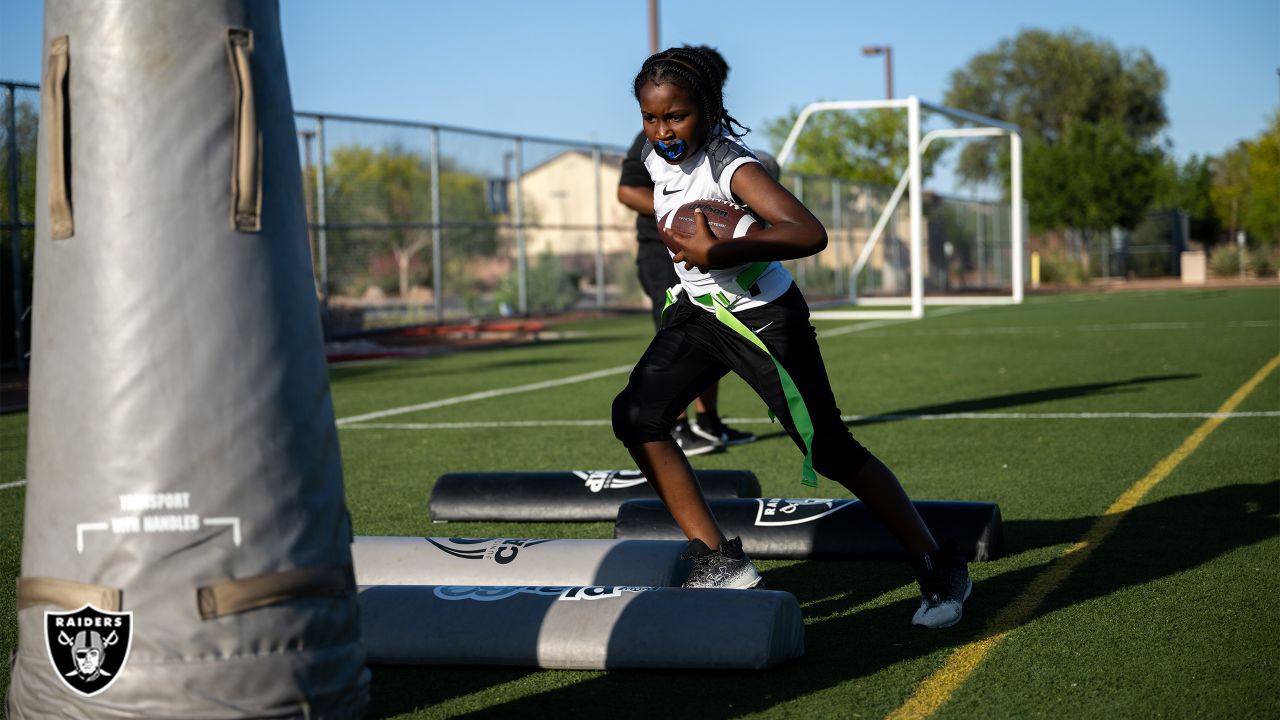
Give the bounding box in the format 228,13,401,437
617,45,757,457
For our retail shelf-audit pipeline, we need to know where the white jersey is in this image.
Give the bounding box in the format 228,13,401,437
643,128,793,312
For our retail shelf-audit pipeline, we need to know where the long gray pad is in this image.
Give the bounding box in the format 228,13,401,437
353,537,692,587
359,585,804,670
615,499,1004,560
428,469,760,521
7,1,366,716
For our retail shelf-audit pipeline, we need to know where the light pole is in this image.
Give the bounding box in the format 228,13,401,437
648,0,660,55
862,45,893,99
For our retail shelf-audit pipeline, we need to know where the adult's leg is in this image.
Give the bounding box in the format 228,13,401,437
636,253,720,422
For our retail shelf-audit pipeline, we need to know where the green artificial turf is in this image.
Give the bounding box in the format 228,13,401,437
1,286,1277,718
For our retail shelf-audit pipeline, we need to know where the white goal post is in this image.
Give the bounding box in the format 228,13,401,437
775,97,1024,319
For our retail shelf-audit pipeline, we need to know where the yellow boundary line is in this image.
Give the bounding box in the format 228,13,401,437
887,353,1280,720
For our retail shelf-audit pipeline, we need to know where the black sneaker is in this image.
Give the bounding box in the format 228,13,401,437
681,537,764,589
694,420,757,446
672,422,722,456
910,542,972,628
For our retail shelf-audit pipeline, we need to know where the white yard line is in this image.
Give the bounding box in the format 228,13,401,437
340,410,1280,431
0,479,27,491
822,319,1277,338
332,309,1274,427
333,316,901,425
814,306,977,339
335,364,636,425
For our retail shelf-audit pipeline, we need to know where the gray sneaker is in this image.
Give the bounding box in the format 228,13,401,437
672,422,722,457
681,537,764,589
690,420,757,446
910,542,972,629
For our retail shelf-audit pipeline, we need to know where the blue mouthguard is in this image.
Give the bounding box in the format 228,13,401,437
653,139,688,162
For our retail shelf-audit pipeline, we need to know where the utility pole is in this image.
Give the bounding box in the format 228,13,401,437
298,129,317,279
861,45,893,99
648,0,660,55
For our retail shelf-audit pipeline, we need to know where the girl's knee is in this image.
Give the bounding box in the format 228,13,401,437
809,431,871,480
611,388,669,445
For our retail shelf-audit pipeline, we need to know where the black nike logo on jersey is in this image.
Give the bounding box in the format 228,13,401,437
661,187,681,195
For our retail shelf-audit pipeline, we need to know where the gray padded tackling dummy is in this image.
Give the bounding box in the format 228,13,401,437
7,2,367,717
353,537,692,587
615,498,1004,561
359,585,805,669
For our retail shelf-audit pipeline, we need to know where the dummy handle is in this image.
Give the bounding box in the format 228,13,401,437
196,565,355,620
43,35,73,240
225,28,262,232
17,576,121,612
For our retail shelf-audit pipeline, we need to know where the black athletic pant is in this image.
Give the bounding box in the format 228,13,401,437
636,250,679,329
612,284,871,480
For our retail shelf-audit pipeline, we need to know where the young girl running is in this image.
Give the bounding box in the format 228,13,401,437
611,47,972,628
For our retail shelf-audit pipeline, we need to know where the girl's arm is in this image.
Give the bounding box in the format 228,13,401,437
666,162,827,271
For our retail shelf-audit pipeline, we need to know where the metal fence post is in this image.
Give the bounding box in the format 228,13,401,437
794,174,806,288
592,145,605,310
4,84,26,372
831,178,843,299
513,138,528,315
430,127,443,323
313,115,330,335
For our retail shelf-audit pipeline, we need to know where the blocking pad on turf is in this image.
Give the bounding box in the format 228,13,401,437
428,469,760,521
359,585,804,669
615,499,1003,560
353,537,692,587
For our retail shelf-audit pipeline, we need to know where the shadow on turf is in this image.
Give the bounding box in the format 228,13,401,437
742,373,1199,445
364,480,1276,719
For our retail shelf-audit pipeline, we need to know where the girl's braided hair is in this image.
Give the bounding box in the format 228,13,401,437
633,45,750,138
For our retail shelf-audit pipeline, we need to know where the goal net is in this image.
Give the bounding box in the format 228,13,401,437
775,97,1025,319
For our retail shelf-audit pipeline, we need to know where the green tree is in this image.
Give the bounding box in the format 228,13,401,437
944,28,1167,184
494,247,580,315
1024,118,1161,236
764,107,943,185
1152,153,1219,244
323,143,497,297
1211,112,1280,248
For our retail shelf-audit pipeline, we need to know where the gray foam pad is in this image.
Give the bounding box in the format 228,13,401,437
353,537,692,587
359,585,804,670
614,498,1004,560
428,469,760,521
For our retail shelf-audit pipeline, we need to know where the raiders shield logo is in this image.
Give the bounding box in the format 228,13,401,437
754,498,854,526
44,604,133,697
572,470,650,493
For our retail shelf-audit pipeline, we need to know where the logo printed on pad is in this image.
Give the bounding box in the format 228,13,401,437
433,586,656,602
573,470,650,493
44,604,133,697
425,537,555,565
754,498,853,526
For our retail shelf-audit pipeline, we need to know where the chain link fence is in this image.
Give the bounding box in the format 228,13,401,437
4,80,1028,362
2,82,39,371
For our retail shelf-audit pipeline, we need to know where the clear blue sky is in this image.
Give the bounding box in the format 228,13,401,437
3,0,1277,193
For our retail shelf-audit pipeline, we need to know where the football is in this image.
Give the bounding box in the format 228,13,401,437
657,198,760,254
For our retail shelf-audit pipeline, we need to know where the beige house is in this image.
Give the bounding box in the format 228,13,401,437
516,149,637,259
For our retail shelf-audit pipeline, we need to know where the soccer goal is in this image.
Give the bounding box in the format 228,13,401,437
776,97,1024,320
